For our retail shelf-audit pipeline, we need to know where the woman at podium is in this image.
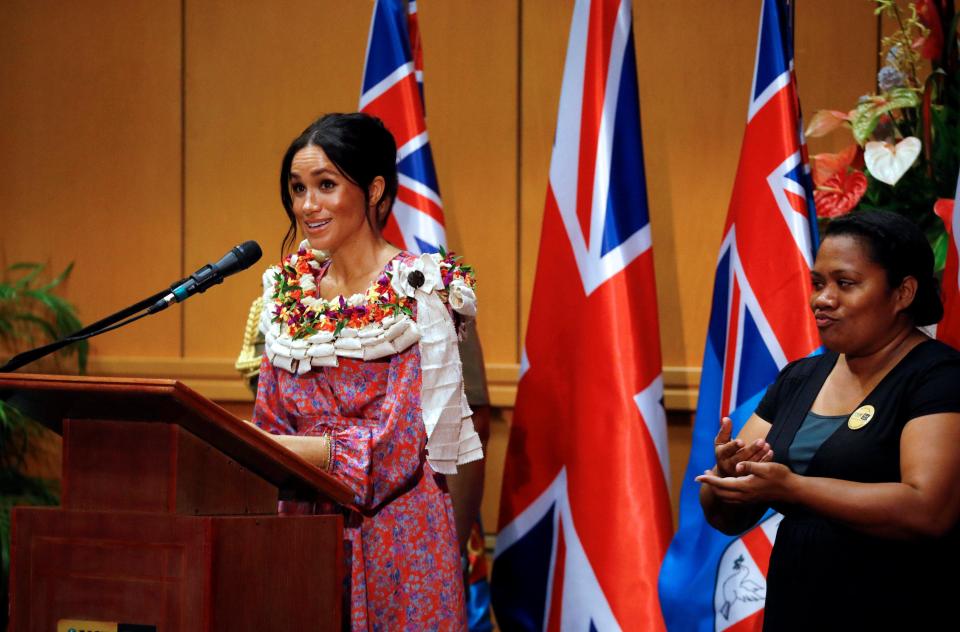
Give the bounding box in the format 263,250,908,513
251,113,481,629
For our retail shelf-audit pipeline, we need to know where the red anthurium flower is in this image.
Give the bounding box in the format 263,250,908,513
811,144,861,187
914,0,944,61
805,110,852,138
934,198,956,226
814,170,868,218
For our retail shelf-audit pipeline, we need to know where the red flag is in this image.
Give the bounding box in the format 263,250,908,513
492,1,672,629
934,186,960,348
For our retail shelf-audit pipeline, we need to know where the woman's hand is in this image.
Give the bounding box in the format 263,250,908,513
697,461,794,505
698,413,773,534
713,416,773,477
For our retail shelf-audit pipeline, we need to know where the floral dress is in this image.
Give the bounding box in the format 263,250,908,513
253,247,480,631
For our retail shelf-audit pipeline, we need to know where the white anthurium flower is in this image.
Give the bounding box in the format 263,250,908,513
417,254,442,292
299,274,316,293
447,280,477,318
864,137,921,186
391,254,442,297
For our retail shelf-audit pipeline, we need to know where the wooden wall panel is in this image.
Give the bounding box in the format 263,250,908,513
520,0,757,371
797,1,878,156
519,0,569,361
632,0,756,370
182,0,370,359
0,0,182,357
0,0,881,405
182,1,519,368
418,2,520,366
521,0,878,378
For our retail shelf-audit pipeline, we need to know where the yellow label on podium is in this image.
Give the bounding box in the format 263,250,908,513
57,620,118,632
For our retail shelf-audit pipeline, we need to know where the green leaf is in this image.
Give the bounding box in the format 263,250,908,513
8,262,44,290
850,89,921,144
931,230,948,275
36,261,75,292
11,314,59,342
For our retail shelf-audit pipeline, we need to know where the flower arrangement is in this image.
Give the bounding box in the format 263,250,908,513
270,245,475,341
806,0,959,270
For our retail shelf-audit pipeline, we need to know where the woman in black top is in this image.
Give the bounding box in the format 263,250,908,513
698,211,960,630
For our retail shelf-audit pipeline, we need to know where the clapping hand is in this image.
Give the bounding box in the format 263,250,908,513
696,460,794,504
711,416,773,477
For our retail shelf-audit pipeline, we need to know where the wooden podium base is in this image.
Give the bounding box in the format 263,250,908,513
10,508,343,631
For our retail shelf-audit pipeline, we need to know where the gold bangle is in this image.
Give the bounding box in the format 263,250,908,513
323,435,333,471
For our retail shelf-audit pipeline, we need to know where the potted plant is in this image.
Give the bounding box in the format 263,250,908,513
0,261,87,631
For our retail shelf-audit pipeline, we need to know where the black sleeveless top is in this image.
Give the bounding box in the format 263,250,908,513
753,339,960,630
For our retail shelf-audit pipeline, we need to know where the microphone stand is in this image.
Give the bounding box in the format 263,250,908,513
0,278,188,374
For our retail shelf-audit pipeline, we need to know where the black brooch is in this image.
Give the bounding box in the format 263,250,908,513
408,270,425,289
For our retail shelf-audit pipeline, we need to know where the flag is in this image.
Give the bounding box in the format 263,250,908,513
934,169,960,348
657,1,820,630
360,0,445,254
492,1,672,629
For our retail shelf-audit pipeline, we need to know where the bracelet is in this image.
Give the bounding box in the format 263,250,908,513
323,435,333,471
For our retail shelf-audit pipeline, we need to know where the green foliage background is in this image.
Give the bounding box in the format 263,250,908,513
0,262,87,629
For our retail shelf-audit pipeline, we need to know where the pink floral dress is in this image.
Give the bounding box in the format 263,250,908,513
253,252,469,631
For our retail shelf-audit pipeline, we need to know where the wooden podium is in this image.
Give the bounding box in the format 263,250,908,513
0,373,353,632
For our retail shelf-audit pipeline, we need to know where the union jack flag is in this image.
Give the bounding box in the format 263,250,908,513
492,1,672,629
657,1,819,630
360,0,445,254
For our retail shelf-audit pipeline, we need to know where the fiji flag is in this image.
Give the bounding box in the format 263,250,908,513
492,1,672,629
658,1,820,631
360,0,445,254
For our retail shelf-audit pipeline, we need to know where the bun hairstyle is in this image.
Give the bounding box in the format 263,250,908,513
278,112,399,255
824,210,943,326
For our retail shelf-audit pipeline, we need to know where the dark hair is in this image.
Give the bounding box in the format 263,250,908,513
823,210,943,326
279,112,398,254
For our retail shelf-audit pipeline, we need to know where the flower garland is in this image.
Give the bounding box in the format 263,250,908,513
269,245,474,341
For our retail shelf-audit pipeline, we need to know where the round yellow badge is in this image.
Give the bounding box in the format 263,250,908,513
848,405,875,430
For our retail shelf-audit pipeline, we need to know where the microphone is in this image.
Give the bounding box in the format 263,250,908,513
148,241,262,314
